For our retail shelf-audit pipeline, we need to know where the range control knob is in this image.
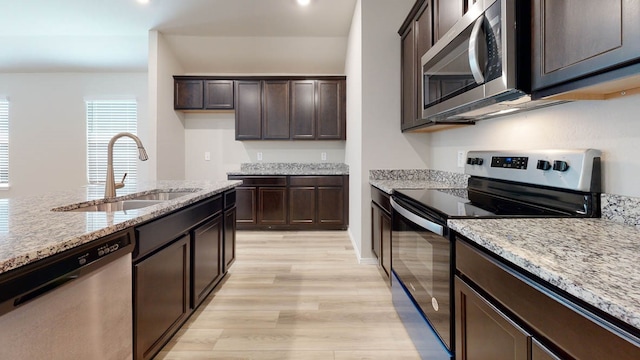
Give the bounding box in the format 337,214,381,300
552,160,569,172
466,157,484,165
536,160,551,171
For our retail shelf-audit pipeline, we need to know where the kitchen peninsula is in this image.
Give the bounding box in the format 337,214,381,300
0,179,241,360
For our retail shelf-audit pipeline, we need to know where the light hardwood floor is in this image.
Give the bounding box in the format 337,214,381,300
155,231,421,360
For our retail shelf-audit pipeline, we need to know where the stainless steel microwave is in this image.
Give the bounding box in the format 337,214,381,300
421,0,561,125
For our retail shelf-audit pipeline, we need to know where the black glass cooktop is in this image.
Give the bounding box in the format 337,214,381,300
393,187,570,220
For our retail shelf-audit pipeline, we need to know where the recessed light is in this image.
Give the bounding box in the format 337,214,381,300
137,0,150,4
297,0,311,6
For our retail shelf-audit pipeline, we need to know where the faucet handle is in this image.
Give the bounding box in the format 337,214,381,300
115,173,127,190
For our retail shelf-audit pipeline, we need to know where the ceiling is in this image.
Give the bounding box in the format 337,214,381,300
0,0,358,72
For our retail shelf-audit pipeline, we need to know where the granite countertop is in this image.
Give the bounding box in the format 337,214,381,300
227,162,349,176
0,180,242,275
370,179,465,194
449,218,640,331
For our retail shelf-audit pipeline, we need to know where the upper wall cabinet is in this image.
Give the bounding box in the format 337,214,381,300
174,78,234,110
399,0,432,131
175,76,346,141
532,0,640,98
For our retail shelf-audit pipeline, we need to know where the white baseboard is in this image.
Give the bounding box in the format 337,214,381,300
347,228,379,265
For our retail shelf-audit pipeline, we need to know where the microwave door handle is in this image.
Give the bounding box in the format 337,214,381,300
468,15,485,84
391,198,444,236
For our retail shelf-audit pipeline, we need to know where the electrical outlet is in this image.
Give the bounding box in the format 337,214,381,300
321,152,327,161
204,152,210,161
257,152,263,161
457,150,465,168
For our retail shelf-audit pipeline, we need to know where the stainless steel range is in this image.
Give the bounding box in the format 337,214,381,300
390,149,602,359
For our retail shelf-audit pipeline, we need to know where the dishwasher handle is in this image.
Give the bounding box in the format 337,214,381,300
13,272,80,307
391,197,444,236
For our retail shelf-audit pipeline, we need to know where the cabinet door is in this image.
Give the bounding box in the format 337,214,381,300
204,80,234,109
235,187,257,224
235,81,262,140
291,80,316,139
191,215,223,309
316,80,345,140
258,187,287,225
380,208,392,283
455,276,530,360
174,79,203,110
532,339,562,360
289,187,316,225
317,186,344,225
401,24,416,130
371,202,381,259
134,235,190,360
223,207,236,272
434,0,464,41
263,80,290,139
414,0,432,121
532,0,640,91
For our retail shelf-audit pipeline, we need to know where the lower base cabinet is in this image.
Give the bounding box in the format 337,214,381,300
455,237,640,360
134,235,190,360
371,186,391,284
229,175,348,230
133,189,237,360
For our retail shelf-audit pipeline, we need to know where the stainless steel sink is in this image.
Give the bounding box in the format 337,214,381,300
53,189,200,212
64,199,166,212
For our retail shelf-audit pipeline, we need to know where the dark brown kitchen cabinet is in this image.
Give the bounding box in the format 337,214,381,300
259,187,288,225
316,80,346,140
191,215,223,309
371,186,391,284
456,237,640,360
174,79,203,110
235,186,257,224
532,0,640,95
133,190,237,360
134,235,190,360
174,78,234,110
291,80,316,139
289,176,348,228
229,175,348,230
263,80,290,139
235,81,262,140
204,80,234,109
455,276,530,360
400,0,432,131
434,0,465,41
223,206,236,272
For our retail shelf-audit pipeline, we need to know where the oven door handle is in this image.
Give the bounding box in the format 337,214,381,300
391,198,444,236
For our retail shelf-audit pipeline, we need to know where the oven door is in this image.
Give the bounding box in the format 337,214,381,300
391,197,453,354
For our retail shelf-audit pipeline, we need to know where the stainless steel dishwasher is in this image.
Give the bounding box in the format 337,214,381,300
0,229,134,360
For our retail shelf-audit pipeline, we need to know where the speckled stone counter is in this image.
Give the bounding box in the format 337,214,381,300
0,180,242,275
228,162,349,176
369,169,468,194
449,217,640,330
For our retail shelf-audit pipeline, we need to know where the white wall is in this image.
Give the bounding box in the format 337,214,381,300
426,94,640,197
184,112,346,181
0,73,148,198
150,31,186,180
345,0,429,262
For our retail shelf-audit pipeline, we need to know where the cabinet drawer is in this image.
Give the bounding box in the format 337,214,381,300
224,189,236,209
370,186,391,214
289,176,343,187
229,176,287,187
135,195,223,260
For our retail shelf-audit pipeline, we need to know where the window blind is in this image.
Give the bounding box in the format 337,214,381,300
86,100,138,185
0,99,9,185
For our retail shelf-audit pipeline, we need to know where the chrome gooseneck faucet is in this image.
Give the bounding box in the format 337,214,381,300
105,132,148,199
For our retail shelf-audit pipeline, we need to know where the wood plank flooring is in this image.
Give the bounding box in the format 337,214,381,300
154,231,421,360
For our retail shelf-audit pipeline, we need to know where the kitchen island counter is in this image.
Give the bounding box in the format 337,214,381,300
0,180,241,275
449,217,640,333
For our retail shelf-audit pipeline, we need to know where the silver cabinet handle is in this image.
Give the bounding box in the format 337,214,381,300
391,198,444,236
469,15,485,84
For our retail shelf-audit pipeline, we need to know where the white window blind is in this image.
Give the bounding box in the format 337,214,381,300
86,99,138,185
0,99,9,185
